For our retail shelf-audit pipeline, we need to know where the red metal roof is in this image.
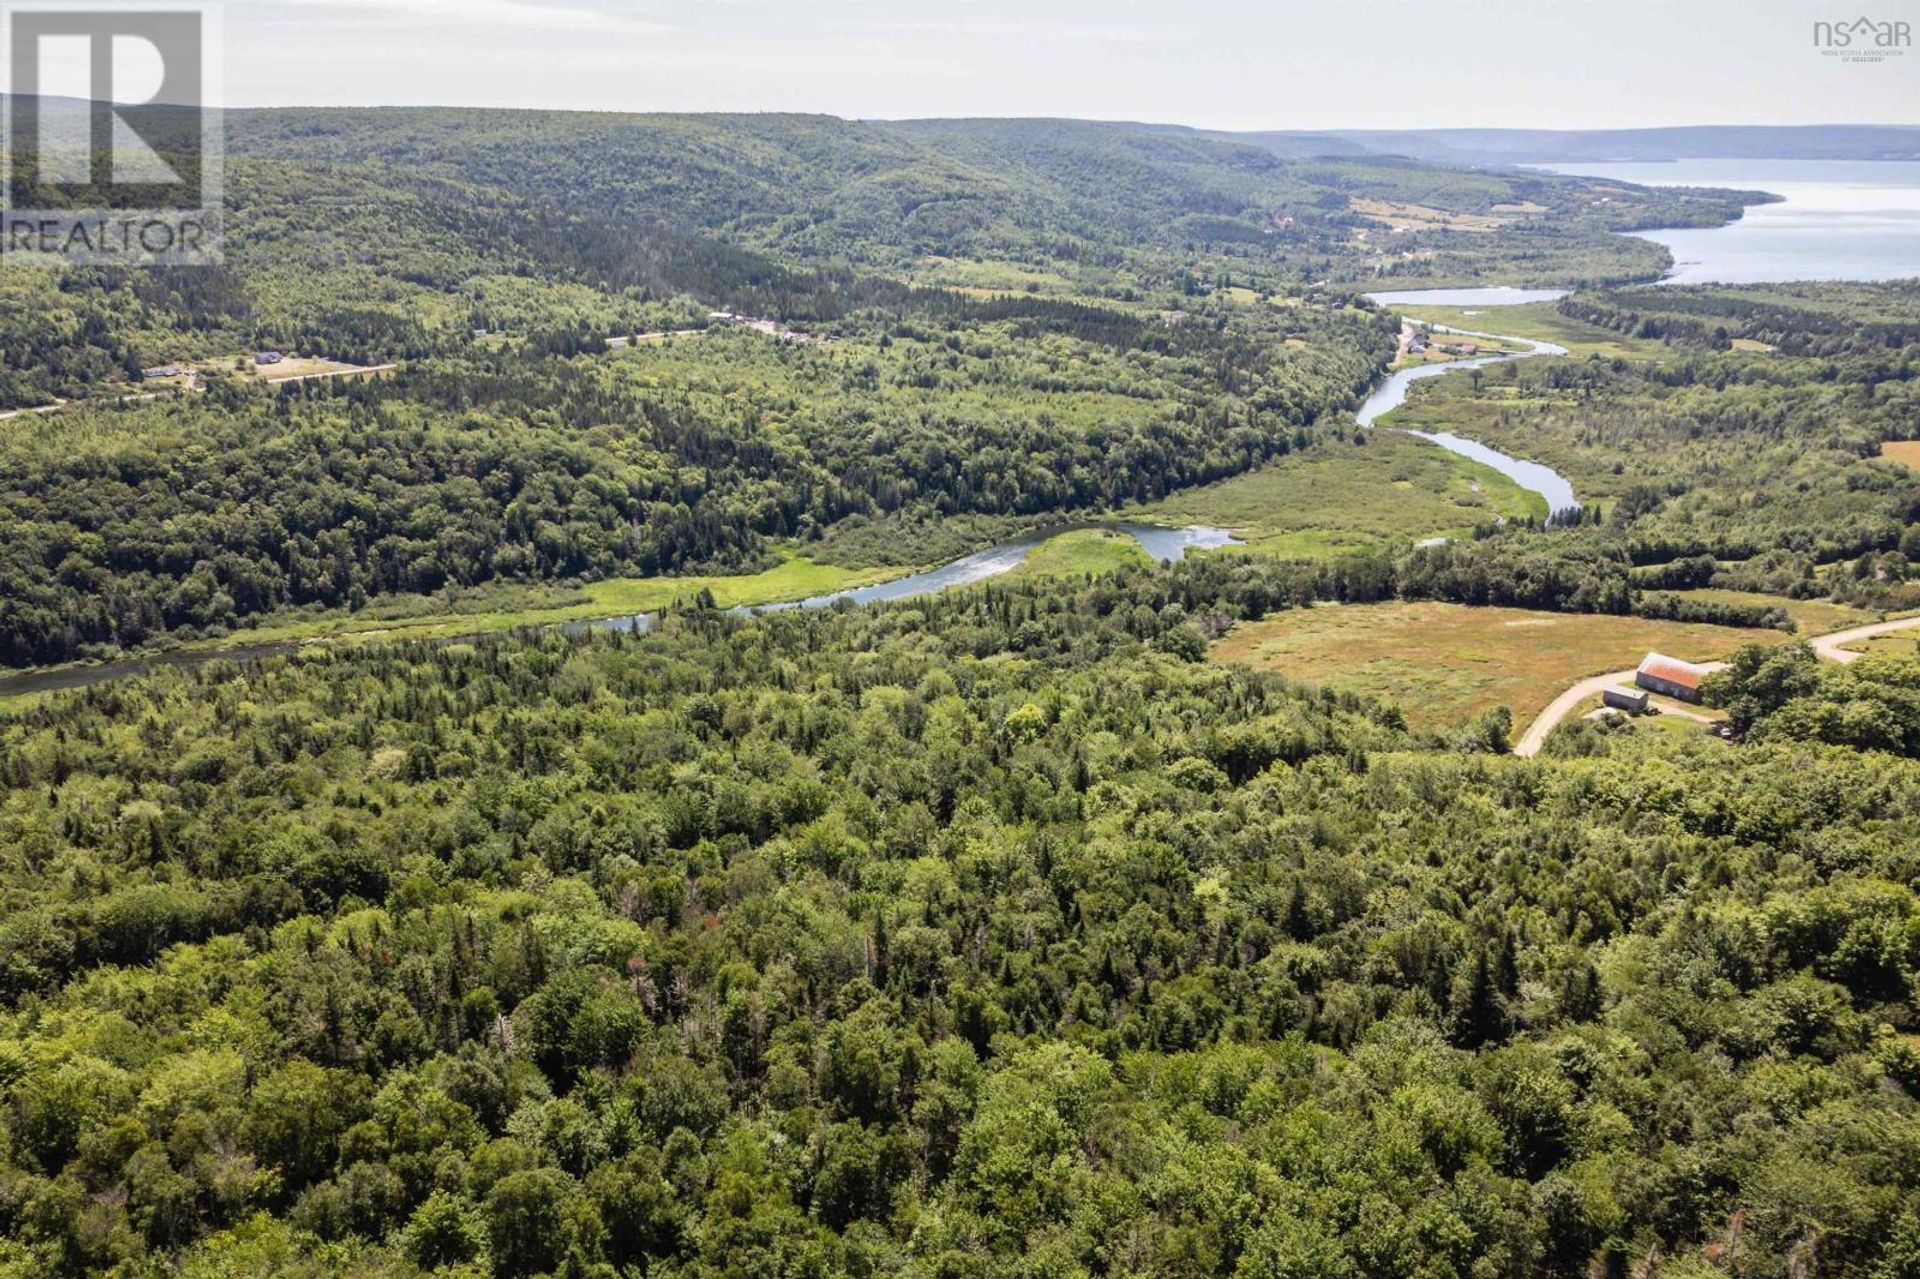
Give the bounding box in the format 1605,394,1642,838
1637,652,1706,691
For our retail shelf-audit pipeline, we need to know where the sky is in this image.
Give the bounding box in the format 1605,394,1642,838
63,0,1920,127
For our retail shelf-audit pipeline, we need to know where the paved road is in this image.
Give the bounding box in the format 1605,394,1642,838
1514,612,1920,757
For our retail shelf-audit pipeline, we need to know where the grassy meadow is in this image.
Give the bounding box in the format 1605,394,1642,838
1210,600,1792,730
1385,300,1669,359
1014,529,1152,578
1123,431,1546,556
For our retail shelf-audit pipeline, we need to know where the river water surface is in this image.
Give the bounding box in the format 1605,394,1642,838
0,309,1588,697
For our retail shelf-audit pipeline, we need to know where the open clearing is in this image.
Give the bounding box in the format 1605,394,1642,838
1880,440,1920,469
1841,631,1920,658
1211,601,1790,731
1387,301,1667,360
251,356,366,381
1123,432,1544,556
190,555,906,651
1350,198,1520,233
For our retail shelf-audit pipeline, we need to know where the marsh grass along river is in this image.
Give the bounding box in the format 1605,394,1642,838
1356,307,1582,518
0,312,1586,698
0,525,1241,699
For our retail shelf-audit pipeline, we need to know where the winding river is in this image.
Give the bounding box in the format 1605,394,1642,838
572,523,1240,636
0,524,1240,699
1353,316,1581,518
0,311,1576,700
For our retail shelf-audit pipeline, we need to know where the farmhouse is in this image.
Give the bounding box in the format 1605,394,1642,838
1636,653,1708,703
1602,684,1650,713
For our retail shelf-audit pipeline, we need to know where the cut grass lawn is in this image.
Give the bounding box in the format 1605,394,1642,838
1122,431,1545,556
253,357,367,381
1211,600,1791,731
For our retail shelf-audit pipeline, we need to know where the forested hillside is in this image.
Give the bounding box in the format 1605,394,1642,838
0,565,1916,1278
0,295,1392,667
0,105,1759,668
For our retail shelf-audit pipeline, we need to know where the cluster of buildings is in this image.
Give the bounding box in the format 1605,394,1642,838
705,311,826,346
141,351,287,382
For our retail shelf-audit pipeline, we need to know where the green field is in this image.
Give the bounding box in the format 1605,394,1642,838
1014,528,1151,578
1386,300,1669,359
170,555,907,652
1123,430,1547,555
1664,588,1879,636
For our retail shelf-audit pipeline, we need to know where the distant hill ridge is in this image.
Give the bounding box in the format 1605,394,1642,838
5,96,1915,164
1113,121,1920,164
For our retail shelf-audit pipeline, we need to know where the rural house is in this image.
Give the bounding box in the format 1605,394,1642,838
1636,653,1708,703
255,351,285,365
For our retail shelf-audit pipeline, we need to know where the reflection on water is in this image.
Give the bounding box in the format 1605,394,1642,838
583,523,1241,632
0,523,1240,697
1537,160,1920,284
0,643,299,700
1406,431,1579,517
1351,322,1582,518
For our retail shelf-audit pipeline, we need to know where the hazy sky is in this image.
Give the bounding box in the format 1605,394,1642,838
160,0,1920,126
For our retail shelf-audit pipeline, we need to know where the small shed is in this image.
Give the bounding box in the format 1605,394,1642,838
1636,653,1708,703
1602,684,1650,713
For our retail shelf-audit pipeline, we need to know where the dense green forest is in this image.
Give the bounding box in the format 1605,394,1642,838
1,566,1917,1278
2,102,1916,1279
0,107,1768,669
1390,283,1920,615
0,297,1393,666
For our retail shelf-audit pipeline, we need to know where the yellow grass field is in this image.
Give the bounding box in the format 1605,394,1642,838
1210,601,1791,730
1880,440,1920,469
1349,198,1515,233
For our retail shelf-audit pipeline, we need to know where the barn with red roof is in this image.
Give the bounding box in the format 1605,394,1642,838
1636,652,1709,703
